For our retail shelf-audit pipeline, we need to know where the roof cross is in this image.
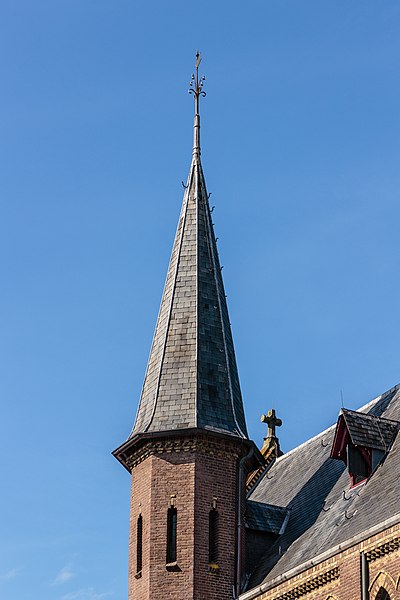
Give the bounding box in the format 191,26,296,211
261,409,282,438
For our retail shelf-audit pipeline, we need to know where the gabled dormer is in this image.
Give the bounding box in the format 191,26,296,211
330,409,399,487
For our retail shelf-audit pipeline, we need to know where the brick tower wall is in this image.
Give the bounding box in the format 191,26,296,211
128,454,152,600
127,435,244,600
193,440,241,600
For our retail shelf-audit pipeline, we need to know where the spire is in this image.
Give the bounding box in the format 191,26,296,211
128,54,248,441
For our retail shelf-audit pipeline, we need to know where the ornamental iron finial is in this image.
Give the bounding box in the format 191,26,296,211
189,51,206,116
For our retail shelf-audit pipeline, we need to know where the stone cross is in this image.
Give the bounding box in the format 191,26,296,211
261,409,282,438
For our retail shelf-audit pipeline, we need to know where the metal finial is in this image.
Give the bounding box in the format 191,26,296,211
189,51,206,115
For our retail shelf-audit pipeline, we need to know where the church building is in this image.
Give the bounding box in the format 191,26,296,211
113,56,400,600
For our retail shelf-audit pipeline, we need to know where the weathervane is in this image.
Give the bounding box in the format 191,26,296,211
189,51,206,115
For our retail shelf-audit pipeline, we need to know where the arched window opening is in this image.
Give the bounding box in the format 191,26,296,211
136,514,143,574
166,507,177,564
208,508,219,564
376,587,391,600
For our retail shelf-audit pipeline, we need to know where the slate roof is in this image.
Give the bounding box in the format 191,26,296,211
340,408,399,451
245,384,400,594
128,111,248,440
246,501,289,535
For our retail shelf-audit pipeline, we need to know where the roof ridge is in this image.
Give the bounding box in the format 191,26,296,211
273,384,400,463
341,407,400,425
274,424,336,463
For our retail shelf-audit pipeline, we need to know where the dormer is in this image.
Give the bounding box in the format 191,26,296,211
330,409,399,487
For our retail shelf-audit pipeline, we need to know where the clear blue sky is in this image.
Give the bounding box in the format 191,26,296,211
1,2,399,599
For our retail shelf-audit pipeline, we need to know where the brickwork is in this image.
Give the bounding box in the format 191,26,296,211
128,434,247,600
245,523,400,600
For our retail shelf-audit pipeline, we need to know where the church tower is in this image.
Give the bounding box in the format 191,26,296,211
113,55,261,600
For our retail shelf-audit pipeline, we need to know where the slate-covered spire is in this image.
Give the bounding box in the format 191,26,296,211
130,54,248,440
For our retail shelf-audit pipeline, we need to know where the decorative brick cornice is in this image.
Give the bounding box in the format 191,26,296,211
272,567,340,600
365,537,400,562
124,434,244,470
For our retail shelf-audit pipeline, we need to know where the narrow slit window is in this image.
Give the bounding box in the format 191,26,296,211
136,514,143,573
166,507,177,564
208,509,219,564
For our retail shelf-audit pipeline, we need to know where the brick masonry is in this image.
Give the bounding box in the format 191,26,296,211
245,523,400,600
127,434,250,600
